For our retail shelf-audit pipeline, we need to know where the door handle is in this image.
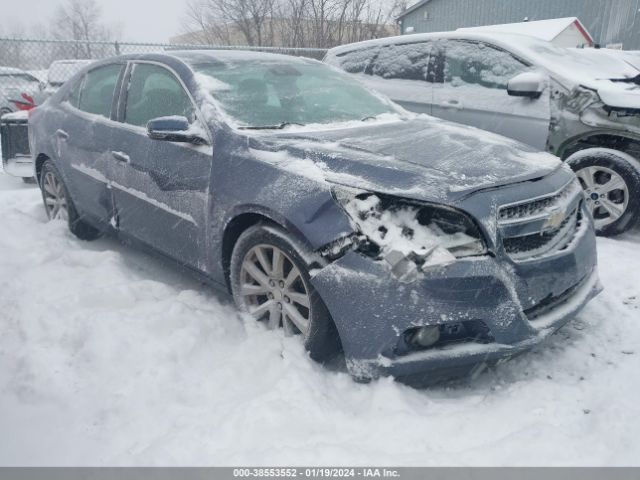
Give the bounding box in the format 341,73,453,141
55,129,69,140
111,151,130,164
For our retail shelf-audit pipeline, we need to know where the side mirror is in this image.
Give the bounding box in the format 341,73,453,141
507,72,546,99
147,116,207,145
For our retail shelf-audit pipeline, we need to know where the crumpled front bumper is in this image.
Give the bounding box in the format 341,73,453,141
310,211,601,382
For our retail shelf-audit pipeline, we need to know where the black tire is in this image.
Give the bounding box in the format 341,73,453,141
39,160,102,241
230,223,341,363
566,148,640,236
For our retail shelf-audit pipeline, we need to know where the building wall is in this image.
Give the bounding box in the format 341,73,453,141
400,0,640,49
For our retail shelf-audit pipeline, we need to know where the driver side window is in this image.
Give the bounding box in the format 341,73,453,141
124,63,195,127
443,41,529,90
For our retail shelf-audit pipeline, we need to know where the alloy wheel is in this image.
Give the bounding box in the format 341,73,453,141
575,165,629,230
238,244,312,337
42,171,69,221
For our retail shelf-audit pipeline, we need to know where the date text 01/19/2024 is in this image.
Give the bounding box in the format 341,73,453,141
232,468,401,478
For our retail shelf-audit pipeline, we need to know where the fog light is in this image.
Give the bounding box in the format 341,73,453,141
410,325,441,348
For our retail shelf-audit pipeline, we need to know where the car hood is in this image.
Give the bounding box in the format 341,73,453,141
587,77,640,110
247,116,562,204
550,49,640,110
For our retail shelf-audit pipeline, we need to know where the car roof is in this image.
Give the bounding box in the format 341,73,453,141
326,30,544,57
103,49,316,67
0,66,28,75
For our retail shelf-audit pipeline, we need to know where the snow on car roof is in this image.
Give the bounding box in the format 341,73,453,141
169,49,316,65
326,31,640,100
0,66,28,75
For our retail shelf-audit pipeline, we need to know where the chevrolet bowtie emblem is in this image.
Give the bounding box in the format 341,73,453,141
544,209,566,230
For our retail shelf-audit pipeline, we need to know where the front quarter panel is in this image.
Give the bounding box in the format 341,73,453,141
206,130,356,285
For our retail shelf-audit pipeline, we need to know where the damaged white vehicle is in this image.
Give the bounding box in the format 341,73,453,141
326,32,640,236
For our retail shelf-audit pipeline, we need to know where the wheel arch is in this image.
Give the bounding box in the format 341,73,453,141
558,132,640,164
34,153,51,183
221,210,315,292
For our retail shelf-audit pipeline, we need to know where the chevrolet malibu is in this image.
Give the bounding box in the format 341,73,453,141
28,51,601,382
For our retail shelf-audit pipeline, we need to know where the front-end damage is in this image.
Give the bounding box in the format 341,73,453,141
548,80,640,157
307,173,601,382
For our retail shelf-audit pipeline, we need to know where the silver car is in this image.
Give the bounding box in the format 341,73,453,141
326,32,640,236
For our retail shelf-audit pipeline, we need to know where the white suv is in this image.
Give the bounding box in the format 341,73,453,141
326,32,640,236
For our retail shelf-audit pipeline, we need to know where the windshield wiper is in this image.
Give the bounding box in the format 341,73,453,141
361,114,381,122
238,122,305,130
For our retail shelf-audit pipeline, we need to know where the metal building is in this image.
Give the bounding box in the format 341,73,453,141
397,0,640,49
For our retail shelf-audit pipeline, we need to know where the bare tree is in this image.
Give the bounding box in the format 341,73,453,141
181,0,401,49
185,0,277,46
52,0,114,58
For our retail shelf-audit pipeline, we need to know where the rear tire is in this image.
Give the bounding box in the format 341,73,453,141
39,160,101,241
230,223,341,363
566,148,640,236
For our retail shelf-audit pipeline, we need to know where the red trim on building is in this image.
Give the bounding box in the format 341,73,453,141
573,19,594,46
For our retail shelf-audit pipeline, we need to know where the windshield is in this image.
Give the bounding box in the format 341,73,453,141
194,60,397,128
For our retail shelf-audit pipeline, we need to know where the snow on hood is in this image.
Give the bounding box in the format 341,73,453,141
248,116,561,203
567,48,640,109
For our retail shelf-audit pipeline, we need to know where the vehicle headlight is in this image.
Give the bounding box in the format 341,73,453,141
332,187,487,281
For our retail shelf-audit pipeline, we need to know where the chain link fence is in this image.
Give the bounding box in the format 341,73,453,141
0,37,328,114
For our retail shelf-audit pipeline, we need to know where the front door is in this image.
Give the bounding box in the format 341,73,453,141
109,62,212,270
431,40,551,150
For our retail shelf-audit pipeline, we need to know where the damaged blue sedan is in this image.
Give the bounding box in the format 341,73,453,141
28,51,601,382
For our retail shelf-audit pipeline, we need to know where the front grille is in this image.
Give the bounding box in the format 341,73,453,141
499,181,578,222
503,207,580,260
498,180,584,261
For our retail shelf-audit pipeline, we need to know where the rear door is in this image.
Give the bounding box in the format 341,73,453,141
332,42,436,115
431,40,550,149
109,62,212,270
58,63,124,226
367,42,436,114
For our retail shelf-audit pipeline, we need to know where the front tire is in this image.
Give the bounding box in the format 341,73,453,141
230,224,341,362
566,148,640,236
39,160,101,241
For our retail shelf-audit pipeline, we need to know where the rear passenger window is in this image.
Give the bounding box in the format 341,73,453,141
77,64,122,118
335,47,378,74
372,42,436,81
125,64,195,127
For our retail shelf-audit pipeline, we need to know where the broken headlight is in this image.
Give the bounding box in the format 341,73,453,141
332,187,487,280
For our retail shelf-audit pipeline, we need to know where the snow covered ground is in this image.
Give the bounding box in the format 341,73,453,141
0,171,639,466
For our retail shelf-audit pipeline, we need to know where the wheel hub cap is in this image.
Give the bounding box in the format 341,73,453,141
575,165,629,229
42,171,69,221
238,244,312,337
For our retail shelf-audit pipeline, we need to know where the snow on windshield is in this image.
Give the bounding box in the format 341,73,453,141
193,60,397,128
